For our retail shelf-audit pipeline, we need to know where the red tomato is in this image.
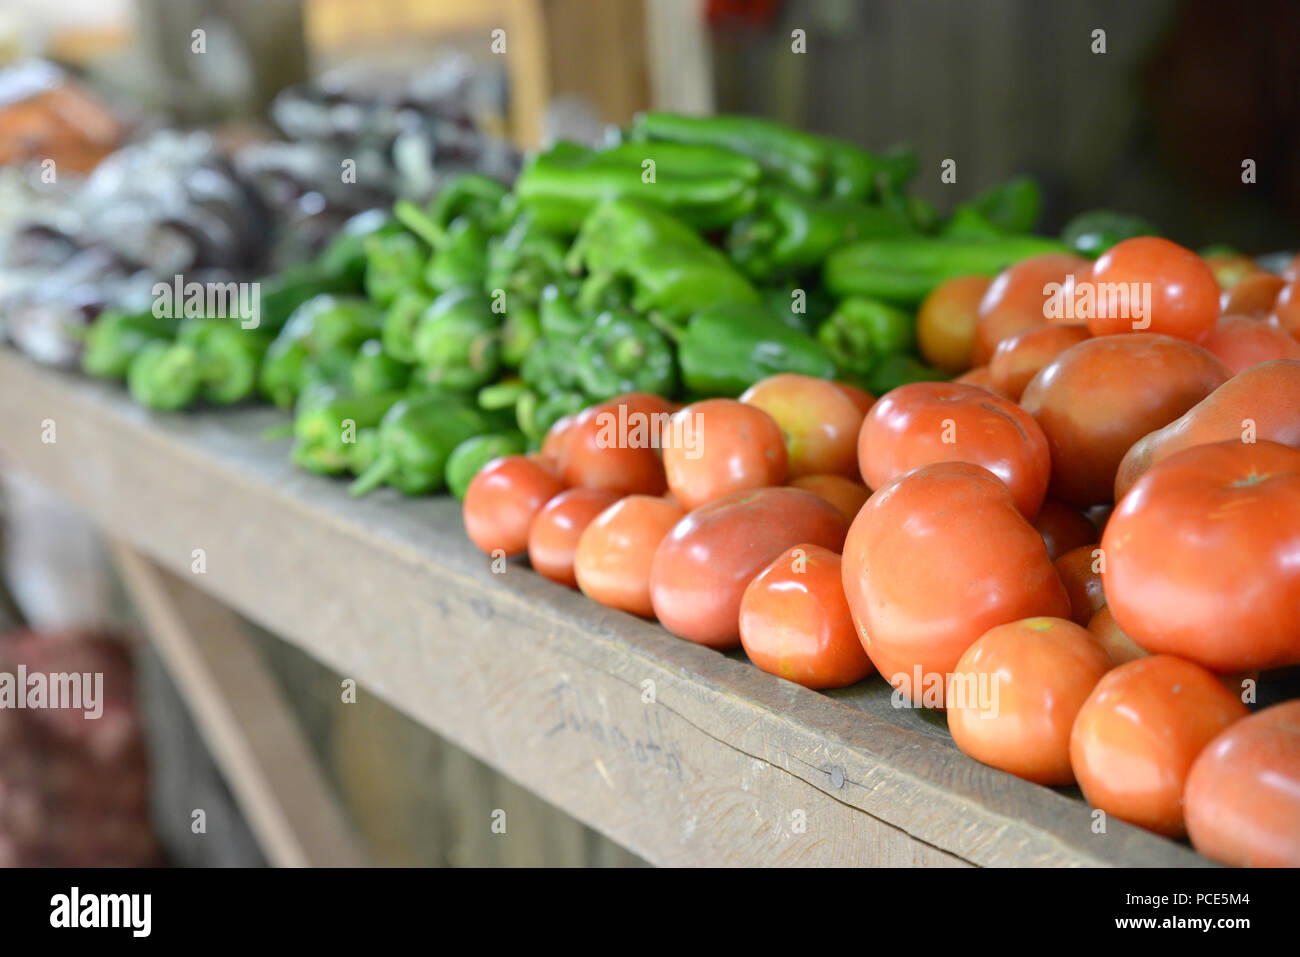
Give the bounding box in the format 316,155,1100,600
841,462,1070,707
1198,313,1300,374
1204,253,1259,290
463,455,567,556
1020,333,1229,506
917,275,992,373
650,487,847,649
788,474,871,521
1220,271,1285,315
527,487,622,588
574,495,684,617
1054,545,1105,626
951,365,1003,394
740,374,866,478
946,617,1112,785
1069,655,1248,837
972,254,1090,366
662,399,787,511
1032,499,1098,560
1086,237,1219,341
1102,440,1300,674
988,323,1089,401
857,381,1051,518
556,393,674,495
739,544,874,689
834,381,877,415
1185,700,1300,868
1115,358,1300,500
1271,280,1300,340
1087,605,1147,666
541,412,577,463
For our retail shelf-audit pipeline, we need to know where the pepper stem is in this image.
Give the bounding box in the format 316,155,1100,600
348,453,396,497
394,200,449,251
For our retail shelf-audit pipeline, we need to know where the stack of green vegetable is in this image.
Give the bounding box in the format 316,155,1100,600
80,110,1119,501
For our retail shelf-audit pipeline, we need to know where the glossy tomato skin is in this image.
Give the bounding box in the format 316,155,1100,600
1032,499,1098,561
1087,237,1220,341
740,374,865,478
463,455,567,556
1115,358,1300,500
946,617,1112,786
1069,655,1248,837
1220,271,1284,315
1054,545,1106,626
788,474,871,521
738,544,873,689
527,487,622,588
662,399,787,511
841,462,1071,707
1199,313,1300,374
857,381,1051,518
917,275,991,373
1184,700,1300,868
1020,334,1229,506
973,254,1090,365
1102,440,1300,673
988,323,1089,401
1272,280,1300,339
574,494,684,617
557,393,674,495
1087,605,1147,666
951,365,1003,394
650,487,847,649
834,382,877,415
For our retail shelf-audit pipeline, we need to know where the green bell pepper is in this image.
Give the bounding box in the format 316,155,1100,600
946,176,1042,238
445,431,528,500
500,302,542,368
291,391,404,476
573,310,676,401
381,286,435,364
348,393,492,496
363,231,426,308
1061,209,1158,258
411,289,501,391
861,354,949,395
816,297,915,378
126,341,204,411
177,318,272,405
423,219,491,294
82,309,177,380
516,389,586,444
349,339,412,396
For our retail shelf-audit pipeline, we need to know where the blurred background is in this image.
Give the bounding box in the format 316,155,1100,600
0,0,1295,867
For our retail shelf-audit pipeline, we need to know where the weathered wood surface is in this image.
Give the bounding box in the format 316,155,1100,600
0,349,1208,866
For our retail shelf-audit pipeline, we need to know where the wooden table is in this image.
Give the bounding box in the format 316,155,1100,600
0,348,1208,867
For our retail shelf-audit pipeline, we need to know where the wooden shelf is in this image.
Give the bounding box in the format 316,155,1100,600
0,348,1207,867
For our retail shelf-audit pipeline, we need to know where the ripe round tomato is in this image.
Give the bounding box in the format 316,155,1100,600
650,487,847,649
916,275,991,373
1102,440,1300,673
662,399,787,511
788,474,870,521
1020,334,1229,506
574,494,684,617
555,393,673,496
738,544,874,689
527,487,622,588
1032,498,1098,560
1054,545,1105,626
1204,252,1259,290
947,617,1111,786
841,462,1070,707
834,381,877,415
951,365,1002,394
973,254,1090,365
1069,655,1248,837
858,381,1051,518
740,374,865,478
1220,271,1284,315
1087,237,1220,341
1087,605,1146,666
1184,700,1300,868
1271,280,1300,340
988,323,1089,401
542,412,578,463
1199,313,1300,374
463,455,567,556
1115,358,1300,500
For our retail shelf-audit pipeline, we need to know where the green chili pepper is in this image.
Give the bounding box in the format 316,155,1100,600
412,289,501,391
820,137,878,201
127,341,205,411
424,219,491,294
817,297,915,378
674,301,839,397
348,393,492,496
945,177,1041,239
539,282,590,339
177,318,272,404
575,272,636,316
1061,209,1158,258
82,309,178,380
759,282,834,335
861,354,949,395
824,235,1071,305
516,139,762,231
875,145,919,198
573,310,676,400
428,173,510,234
445,431,528,500
364,231,426,307
631,111,828,195
500,302,541,368
349,339,412,396
290,391,404,476
280,295,386,354
727,188,918,277
486,214,570,302
381,287,435,364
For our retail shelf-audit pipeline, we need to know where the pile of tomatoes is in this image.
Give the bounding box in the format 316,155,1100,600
463,237,1300,868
